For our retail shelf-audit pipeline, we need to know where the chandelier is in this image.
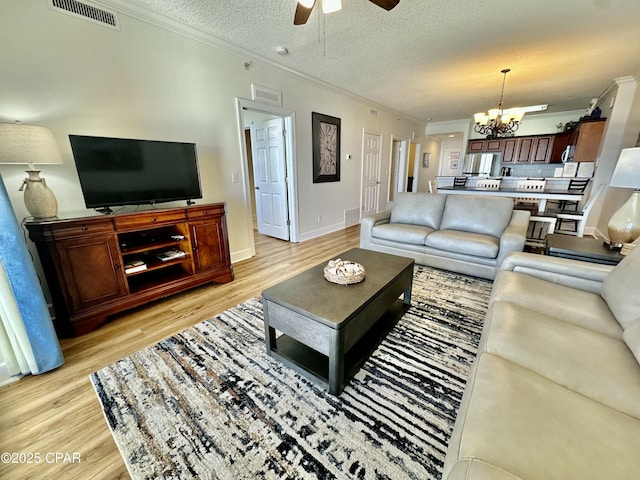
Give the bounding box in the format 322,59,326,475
474,68,525,139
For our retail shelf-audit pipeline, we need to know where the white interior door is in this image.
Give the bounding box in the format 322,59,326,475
440,142,463,176
361,132,382,216
250,118,289,240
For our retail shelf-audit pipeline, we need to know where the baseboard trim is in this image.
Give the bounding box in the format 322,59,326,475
298,222,346,242
231,248,253,264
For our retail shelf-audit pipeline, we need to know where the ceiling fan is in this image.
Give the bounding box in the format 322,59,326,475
294,0,400,25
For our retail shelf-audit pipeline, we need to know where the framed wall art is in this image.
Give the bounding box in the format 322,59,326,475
312,112,341,183
422,152,431,168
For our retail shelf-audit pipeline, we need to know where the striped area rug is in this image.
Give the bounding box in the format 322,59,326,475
90,265,492,480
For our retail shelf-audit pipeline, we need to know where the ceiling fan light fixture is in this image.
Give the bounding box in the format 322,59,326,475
322,0,342,14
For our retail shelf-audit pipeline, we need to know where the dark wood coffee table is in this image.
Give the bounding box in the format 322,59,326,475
262,248,414,395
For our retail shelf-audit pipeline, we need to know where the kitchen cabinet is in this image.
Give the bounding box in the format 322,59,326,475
26,203,233,337
468,139,503,153
569,119,606,162
530,136,554,163
500,135,556,164
550,133,571,163
501,138,518,163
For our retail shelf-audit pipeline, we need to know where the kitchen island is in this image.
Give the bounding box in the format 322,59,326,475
435,176,588,213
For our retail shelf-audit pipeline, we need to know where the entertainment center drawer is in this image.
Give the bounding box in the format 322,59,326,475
187,204,225,220
41,219,115,240
114,210,187,231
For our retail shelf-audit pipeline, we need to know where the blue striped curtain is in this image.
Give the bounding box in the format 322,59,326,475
0,174,63,376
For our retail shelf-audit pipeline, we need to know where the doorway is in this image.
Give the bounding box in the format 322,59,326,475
388,137,408,202
439,139,463,177
246,117,289,241
236,99,299,257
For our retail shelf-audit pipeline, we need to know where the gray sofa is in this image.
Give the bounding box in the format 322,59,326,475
360,192,530,280
444,247,640,480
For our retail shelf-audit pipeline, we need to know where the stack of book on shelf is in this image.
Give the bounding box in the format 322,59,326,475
124,259,147,274
156,249,186,262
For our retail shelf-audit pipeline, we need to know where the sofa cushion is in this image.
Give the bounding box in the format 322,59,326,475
601,245,640,329
371,223,434,245
425,230,500,258
390,192,446,229
446,459,520,480
440,195,513,237
450,353,640,480
484,301,640,419
490,270,622,338
623,318,640,366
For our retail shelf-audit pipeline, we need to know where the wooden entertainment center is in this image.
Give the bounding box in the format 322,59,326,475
26,203,233,337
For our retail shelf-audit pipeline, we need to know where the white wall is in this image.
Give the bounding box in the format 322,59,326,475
590,77,640,238
0,1,424,267
416,137,441,192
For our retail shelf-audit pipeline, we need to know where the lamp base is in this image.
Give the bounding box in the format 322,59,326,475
20,169,59,219
607,190,640,247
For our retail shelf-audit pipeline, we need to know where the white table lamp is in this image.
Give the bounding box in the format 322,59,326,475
607,147,640,248
0,122,64,218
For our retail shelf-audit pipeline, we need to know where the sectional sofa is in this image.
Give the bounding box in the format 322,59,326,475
443,247,640,480
360,192,530,280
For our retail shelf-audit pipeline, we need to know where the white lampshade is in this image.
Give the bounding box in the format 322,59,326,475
322,0,342,14
0,123,64,168
487,109,501,120
503,108,525,122
299,0,315,8
609,147,640,189
474,113,488,125
607,147,640,247
0,122,64,219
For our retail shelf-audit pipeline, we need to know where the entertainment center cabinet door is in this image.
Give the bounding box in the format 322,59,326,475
187,206,233,279
55,235,128,310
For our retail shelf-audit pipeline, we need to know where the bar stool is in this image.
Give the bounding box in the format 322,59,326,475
547,178,590,212
475,178,501,190
454,176,468,187
515,179,546,212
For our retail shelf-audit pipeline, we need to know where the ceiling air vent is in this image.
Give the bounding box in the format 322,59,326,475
48,0,120,31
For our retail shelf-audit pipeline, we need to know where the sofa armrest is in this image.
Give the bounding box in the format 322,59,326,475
495,210,530,267
360,210,391,249
499,251,613,293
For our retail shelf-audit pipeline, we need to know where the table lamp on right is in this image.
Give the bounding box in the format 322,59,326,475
607,147,640,249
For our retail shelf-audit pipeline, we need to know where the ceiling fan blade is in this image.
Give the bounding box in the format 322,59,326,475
294,1,316,25
369,0,400,11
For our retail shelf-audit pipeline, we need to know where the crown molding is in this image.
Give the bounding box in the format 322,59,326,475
91,0,426,125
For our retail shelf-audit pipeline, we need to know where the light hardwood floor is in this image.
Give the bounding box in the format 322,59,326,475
0,226,360,480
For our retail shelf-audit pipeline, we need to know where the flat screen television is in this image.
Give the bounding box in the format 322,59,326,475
69,134,202,212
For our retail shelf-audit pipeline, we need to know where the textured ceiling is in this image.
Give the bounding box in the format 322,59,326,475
109,0,640,122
